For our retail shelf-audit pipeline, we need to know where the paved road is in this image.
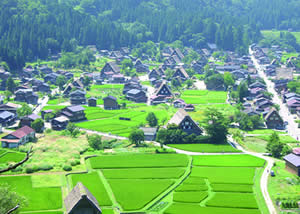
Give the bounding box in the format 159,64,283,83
194,80,206,90
33,88,59,115
250,48,300,141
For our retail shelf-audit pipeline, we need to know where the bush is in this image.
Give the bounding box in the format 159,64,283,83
39,163,53,171
11,166,23,172
63,164,72,171
25,165,40,173
45,128,52,134
70,159,80,166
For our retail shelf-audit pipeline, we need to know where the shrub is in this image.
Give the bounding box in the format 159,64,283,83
63,164,72,171
70,159,80,166
45,128,52,134
39,163,53,171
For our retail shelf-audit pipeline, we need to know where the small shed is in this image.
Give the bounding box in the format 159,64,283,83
140,127,158,141
283,148,300,177
103,96,119,110
88,97,97,107
64,182,102,214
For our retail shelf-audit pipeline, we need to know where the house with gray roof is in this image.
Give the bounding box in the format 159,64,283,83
168,109,202,135
61,105,86,122
64,182,102,214
0,111,16,127
283,148,300,176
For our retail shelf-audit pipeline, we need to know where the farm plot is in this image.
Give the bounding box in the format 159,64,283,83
206,192,259,209
211,183,253,193
0,176,62,211
0,151,26,164
89,154,189,169
21,212,63,214
69,171,112,206
168,143,241,153
181,90,227,104
175,184,208,192
108,179,174,211
102,168,186,179
173,191,208,203
191,167,257,184
192,155,265,167
164,203,261,214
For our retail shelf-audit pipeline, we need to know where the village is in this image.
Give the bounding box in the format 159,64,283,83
0,39,300,214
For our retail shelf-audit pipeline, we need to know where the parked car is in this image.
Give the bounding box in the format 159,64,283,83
270,170,275,177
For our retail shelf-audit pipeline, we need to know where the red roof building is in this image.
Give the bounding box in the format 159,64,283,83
1,126,35,148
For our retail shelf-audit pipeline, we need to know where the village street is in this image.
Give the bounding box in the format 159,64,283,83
249,48,300,141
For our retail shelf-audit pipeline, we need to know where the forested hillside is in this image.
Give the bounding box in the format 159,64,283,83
1,0,299,71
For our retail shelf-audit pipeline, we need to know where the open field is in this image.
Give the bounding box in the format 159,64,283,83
191,167,257,184
164,203,261,214
86,84,125,104
211,183,253,193
182,177,206,185
70,172,113,206
108,179,174,210
0,151,26,164
175,184,208,192
90,154,189,169
77,105,176,137
102,168,186,179
0,176,62,211
261,30,300,44
168,143,241,153
192,155,265,167
206,192,259,209
173,191,208,203
245,129,286,135
20,212,63,214
47,97,67,105
42,105,66,112
280,52,299,63
181,90,227,104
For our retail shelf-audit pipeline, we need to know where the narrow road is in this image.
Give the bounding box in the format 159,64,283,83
250,48,300,141
194,79,206,90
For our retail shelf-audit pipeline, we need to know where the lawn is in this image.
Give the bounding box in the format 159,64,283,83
173,191,208,203
0,152,26,164
89,154,189,169
182,177,206,185
47,97,67,105
246,129,286,135
168,143,241,153
102,167,186,179
211,183,253,193
0,176,62,211
70,172,113,206
256,135,298,144
206,192,259,209
192,155,265,167
87,84,124,99
181,90,227,104
191,167,257,184
164,203,261,214
42,105,66,112
21,212,63,214
242,136,269,153
108,179,174,211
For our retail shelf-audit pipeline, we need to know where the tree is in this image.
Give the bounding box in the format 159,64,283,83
237,81,248,102
0,184,27,214
203,108,229,144
4,90,12,101
156,128,168,148
56,75,67,91
6,77,16,93
82,76,91,86
87,134,102,150
66,123,80,137
266,132,284,158
129,129,144,146
224,72,234,90
31,119,44,133
146,112,158,127
185,79,193,88
17,104,32,117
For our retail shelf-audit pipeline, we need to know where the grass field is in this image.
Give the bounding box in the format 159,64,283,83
181,90,227,104
191,167,257,184
102,168,186,179
0,152,26,164
21,212,63,214
108,179,174,210
168,143,241,153
87,84,124,100
173,191,208,203
77,105,176,137
245,129,286,135
70,172,113,206
211,183,253,193
47,97,67,105
192,155,265,167
164,203,261,214
0,176,62,211
90,154,189,169
42,105,66,112
206,192,259,209
261,30,300,44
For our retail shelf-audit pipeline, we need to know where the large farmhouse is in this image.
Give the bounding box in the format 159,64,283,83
168,109,202,135
1,126,35,148
283,148,300,177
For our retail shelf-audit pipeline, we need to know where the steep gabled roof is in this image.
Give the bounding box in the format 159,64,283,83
64,182,101,214
155,81,173,97
264,108,282,121
173,67,189,79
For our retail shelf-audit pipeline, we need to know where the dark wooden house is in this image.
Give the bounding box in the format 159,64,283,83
172,67,189,81
51,116,69,130
88,97,97,107
168,109,202,135
64,182,102,214
103,96,119,110
70,90,87,105
283,148,300,176
61,106,86,122
100,61,120,79
20,113,41,128
264,108,284,129
15,89,39,105
0,111,16,127
126,89,147,103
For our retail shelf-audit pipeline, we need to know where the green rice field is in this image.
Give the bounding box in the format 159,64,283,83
173,191,208,203
0,152,26,164
181,90,227,104
168,143,241,153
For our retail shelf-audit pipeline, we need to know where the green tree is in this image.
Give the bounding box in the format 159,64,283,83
129,129,144,146
224,72,234,90
17,104,32,117
6,77,16,93
82,76,91,86
56,75,67,91
266,132,285,158
31,119,44,133
203,108,229,144
237,81,248,102
87,134,102,150
146,112,158,127
0,184,27,214
185,79,193,88
4,90,12,101
66,123,80,137
156,128,168,148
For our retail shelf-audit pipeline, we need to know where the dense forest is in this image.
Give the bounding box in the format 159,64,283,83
1,0,300,71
